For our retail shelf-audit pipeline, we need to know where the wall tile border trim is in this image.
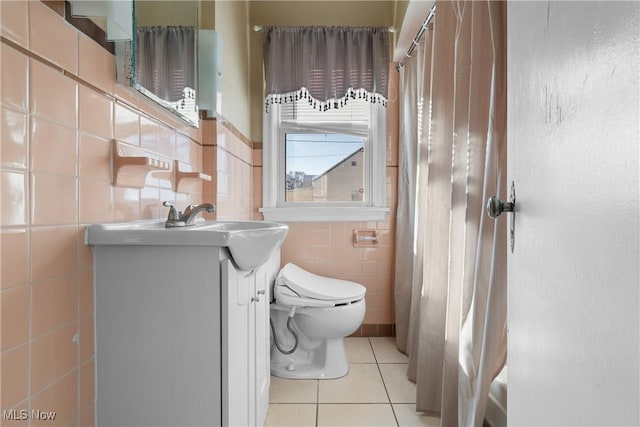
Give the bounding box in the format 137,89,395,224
216,116,253,149
202,119,253,166
217,145,253,168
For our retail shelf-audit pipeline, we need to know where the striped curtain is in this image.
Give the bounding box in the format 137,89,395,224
135,26,196,103
262,26,389,111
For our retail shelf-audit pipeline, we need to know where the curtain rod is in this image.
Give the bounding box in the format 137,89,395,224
396,3,436,71
253,25,396,33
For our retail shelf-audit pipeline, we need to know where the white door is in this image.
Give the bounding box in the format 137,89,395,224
507,2,639,426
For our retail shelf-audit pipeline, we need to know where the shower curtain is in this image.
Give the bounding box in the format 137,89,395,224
393,1,507,426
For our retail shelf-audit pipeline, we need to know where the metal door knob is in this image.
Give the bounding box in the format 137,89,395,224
486,182,517,253
486,196,514,219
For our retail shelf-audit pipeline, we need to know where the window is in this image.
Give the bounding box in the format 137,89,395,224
284,133,365,203
261,95,388,222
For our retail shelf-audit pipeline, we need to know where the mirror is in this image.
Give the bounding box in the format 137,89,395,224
130,0,199,127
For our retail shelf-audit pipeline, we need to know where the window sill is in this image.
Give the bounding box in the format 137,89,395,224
259,206,390,222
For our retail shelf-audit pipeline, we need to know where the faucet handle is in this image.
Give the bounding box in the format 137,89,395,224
162,201,179,220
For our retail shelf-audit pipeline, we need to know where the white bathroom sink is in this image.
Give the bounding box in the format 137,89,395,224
86,219,289,270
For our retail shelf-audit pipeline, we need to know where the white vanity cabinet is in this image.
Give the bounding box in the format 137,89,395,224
91,241,280,427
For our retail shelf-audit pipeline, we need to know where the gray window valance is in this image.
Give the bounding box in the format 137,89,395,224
262,26,389,111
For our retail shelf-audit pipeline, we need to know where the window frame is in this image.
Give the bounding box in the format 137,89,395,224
260,102,389,222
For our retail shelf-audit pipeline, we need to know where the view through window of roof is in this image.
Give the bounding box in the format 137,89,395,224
285,133,365,202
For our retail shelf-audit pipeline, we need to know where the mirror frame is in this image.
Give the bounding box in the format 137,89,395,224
60,0,202,128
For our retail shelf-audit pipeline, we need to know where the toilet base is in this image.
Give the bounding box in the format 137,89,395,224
270,337,349,379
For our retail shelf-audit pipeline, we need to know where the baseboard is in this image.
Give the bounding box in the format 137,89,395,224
349,324,396,337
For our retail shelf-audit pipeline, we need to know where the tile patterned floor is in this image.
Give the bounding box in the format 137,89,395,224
265,337,441,427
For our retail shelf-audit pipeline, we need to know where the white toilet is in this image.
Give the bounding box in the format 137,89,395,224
270,263,366,379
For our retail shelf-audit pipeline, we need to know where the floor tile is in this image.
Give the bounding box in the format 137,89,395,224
370,337,409,363
265,404,316,427
379,364,416,403
318,364,388,403
393,404,440,427
318,404,397,426
269,376,318,403
344,337,376,363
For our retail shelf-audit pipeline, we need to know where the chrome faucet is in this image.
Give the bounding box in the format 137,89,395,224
162,202,216,227
181,203,216,225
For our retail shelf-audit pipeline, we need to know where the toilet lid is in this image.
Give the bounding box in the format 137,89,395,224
277,263,366,301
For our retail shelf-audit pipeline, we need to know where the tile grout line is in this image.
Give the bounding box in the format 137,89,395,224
268,338,413,426
315,379,319,427
369,337,401,427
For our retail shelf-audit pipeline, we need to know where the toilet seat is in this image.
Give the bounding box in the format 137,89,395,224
274,286,336,308
275,263,366,307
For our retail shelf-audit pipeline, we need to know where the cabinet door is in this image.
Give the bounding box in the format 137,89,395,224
223,252,281,427
221,259,253,427
255,252,281,425
254,265,270,426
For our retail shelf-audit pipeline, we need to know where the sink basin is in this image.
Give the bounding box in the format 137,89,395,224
86,219,289,271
